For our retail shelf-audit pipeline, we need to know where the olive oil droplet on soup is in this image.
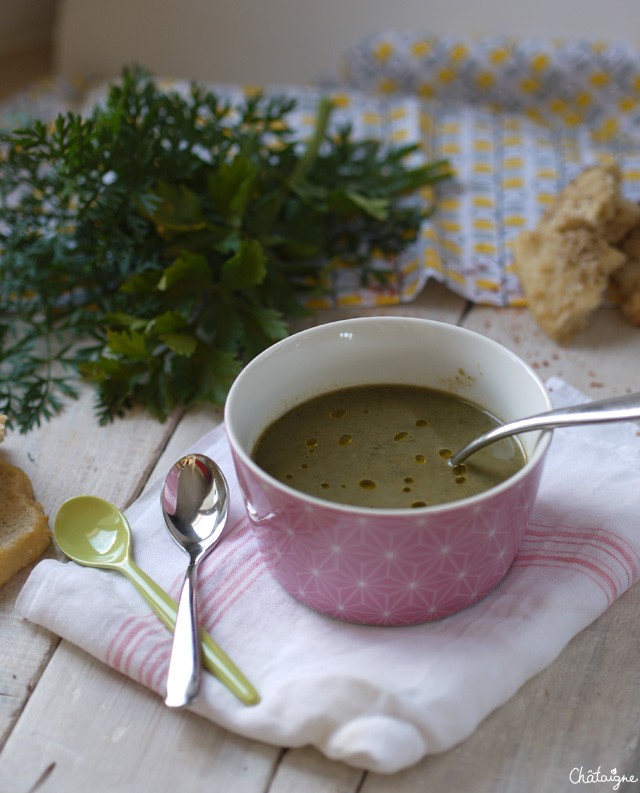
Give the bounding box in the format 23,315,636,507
252,384,525,509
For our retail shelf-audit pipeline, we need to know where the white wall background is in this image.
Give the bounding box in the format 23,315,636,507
54,0,640,85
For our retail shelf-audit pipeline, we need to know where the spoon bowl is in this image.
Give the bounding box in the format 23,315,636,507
53,495,259,705
162,454,229,552
161,453,230,708
55,496,131,567
449,390,640,466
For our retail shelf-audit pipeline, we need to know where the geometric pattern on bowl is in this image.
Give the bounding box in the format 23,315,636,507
233,452,546,625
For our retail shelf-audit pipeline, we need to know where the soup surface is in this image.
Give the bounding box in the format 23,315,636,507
252,384,526,509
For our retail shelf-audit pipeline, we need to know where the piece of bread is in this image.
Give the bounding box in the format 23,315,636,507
0,461,51,586
541,159,640,243
513,226,626,342
512,157,640,341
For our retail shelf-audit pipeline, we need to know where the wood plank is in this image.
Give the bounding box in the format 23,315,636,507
0,643,279,793
0,574,55,747
0,388,180,750
2,387,181,517
268,747,365,793
463,304,640,396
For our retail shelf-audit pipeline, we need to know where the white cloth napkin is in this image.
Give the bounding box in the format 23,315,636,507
16,378,640,774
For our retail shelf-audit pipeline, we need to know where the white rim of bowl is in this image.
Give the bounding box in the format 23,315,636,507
225,317,553,517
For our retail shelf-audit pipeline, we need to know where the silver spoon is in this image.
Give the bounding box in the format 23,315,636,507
449,391,640,467
161,453,229,708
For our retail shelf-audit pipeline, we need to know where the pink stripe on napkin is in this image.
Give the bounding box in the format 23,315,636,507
515,524,640,604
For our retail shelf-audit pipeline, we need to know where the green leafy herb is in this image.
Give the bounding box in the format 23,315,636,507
0,66,452,432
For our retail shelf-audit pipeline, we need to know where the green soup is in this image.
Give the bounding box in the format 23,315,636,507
252,384,526,509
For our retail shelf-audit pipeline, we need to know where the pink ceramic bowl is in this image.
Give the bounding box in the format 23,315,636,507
225,317,552,626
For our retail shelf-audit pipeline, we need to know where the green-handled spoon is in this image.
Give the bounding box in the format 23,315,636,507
53,495,260,706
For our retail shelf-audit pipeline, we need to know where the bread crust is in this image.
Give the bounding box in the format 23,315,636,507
0,461,51,586
612,228,640,325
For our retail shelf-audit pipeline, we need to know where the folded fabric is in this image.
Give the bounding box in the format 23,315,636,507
16,378,640,774
342,31,640,140
6,36,640,312
339,31,640,306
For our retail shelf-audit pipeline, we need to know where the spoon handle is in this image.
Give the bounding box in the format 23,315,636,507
450,390,640,465
165,563,201,708
122,559,260,706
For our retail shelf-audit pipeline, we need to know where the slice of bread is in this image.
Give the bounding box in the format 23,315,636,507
0,461,51,586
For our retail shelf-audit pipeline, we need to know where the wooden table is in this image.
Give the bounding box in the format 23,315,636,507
1,281,639,793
